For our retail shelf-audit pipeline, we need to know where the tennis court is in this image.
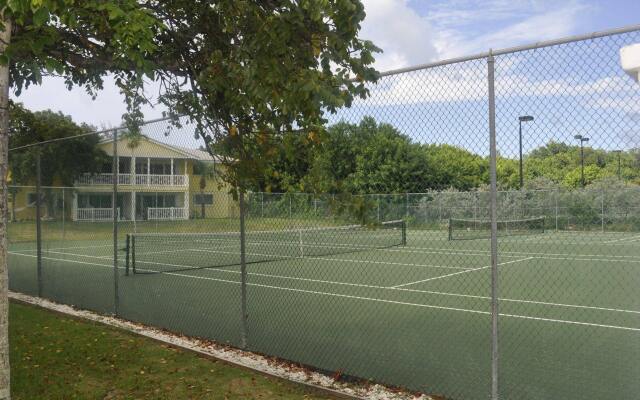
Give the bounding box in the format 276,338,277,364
7,225,640,399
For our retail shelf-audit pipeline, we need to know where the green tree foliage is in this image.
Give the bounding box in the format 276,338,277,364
257,119,639,194
152,0,380,191
303,118,433,194
2,0,160,124
425,144,488,191
512,141,639,188
259,117,491,194
9,103,108,217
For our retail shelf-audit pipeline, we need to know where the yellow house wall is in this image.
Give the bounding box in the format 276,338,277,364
187,162,236,219
9,185,74,221
10,136,238,220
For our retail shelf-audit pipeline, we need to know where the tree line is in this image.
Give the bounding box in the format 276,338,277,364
9,110,639,198
253,116,640,194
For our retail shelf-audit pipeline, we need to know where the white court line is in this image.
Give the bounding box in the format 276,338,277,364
397,245,640,261
16,244,115,252
391,257,534,288
603,235,640,243
22,241,640,265
153,247,474,271
21,249,474,271
11,250,640,315
9,251,640,326
499,312,640,331
19,249,640,315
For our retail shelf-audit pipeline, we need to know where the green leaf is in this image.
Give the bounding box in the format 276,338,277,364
32,6,49,26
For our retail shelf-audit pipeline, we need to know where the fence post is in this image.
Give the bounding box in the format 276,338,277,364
239,190,248,349
487,51,500,400
601,187,605,233
405,193,409,218
61,187,65,240
35,150,43,297
112,129,119,316
555,189,559,231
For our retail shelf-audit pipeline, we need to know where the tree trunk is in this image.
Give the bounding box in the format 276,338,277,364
0,13,12,400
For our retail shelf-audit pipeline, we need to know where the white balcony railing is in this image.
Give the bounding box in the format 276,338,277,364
147,207,188,220
135,174,187,186
76,173,188,187
75,208,120,222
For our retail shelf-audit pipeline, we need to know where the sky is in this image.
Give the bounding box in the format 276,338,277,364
11,0,640,150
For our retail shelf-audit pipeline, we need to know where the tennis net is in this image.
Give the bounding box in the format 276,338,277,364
448,216,545,240
126,220,406,274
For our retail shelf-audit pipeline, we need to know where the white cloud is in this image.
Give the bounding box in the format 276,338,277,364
432,1,591,59
12,0,594,126
12,76,166,128
360,0,439,71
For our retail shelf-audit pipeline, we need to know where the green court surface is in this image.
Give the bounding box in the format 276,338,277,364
7,228,640,400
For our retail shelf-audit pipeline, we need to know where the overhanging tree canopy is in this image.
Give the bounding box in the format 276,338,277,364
151,0,380,191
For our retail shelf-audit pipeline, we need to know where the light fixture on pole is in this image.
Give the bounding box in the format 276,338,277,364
574,135,590,187
518,116,534,189
620,43,640,83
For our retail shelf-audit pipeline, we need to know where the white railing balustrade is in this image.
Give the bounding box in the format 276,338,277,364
147,207,188,220
75,208,120,222
76,173,188,187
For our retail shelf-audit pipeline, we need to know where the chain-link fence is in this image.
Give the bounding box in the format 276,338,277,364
7,26,640,400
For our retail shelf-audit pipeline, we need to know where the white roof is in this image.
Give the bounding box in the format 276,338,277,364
101,134,221,162
174,146,221,162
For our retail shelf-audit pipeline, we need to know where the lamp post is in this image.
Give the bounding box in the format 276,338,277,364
613,150,622,180
574,135,590,187
518,116,534,189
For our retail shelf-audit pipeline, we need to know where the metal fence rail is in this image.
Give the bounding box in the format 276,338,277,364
6,25,640,400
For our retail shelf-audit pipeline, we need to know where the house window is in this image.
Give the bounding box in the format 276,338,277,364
78,194,112,209
27,193,40,207
194,194,213,205
150,162,172,175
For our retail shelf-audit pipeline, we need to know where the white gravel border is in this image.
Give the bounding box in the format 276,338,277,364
9,291,433,400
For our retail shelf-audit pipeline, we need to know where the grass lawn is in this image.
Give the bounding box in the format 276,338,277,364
9,301,339,400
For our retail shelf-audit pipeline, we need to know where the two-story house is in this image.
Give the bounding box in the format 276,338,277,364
10,135,236,222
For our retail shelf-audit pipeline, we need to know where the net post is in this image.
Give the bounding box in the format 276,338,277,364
298,229,304,258
401,220,407,246
448,217,453,241
125,234,130,276
487,50,500,400
131,234,136,274
35,149,43,298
